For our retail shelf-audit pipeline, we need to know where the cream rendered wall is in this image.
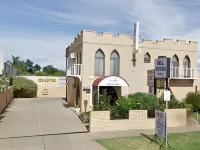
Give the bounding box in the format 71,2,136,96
67,30,199,112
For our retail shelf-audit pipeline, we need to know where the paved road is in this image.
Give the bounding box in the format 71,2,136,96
0,98,105,149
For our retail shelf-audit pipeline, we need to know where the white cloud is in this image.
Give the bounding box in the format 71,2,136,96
0,30,71,69
1,0,200,70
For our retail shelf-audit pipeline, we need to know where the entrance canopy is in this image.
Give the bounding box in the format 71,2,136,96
93,76,129,87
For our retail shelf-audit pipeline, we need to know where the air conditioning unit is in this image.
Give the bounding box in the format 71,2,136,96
70,53,75,59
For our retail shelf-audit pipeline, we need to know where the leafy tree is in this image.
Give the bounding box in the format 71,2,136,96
7,55,65,76
7,55,27,75
32,64,41,72
42,65,59,75
25,59,34,73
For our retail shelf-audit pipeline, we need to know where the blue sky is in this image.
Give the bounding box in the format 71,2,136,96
1,0,200,69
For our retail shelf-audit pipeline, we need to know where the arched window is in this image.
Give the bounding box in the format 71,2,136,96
110,50,120,76
183,55,190,68
183,55,190,78
171,55,179,67
171,55,179,78
144,53,151,63
95,49,105,76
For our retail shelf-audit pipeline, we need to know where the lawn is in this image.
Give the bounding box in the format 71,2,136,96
96,131,200,150
193,112,200,123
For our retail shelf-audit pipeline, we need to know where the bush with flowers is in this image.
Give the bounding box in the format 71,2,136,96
0,75,9,92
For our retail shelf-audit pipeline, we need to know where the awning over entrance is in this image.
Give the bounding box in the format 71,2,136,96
93,76,129,87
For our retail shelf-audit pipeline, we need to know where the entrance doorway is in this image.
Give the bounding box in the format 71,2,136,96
99,86,118,105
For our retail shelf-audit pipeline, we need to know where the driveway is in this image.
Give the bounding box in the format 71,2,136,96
0,98,105,150
0,98,87,138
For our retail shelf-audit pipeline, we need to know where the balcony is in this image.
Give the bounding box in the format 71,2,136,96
67,64,82,81
170,67,199,79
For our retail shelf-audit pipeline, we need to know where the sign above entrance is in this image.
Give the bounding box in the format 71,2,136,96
155,56,170,78
98,76,129,87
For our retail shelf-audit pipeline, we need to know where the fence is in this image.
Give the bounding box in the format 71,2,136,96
90,109,187,132
0,87,14,113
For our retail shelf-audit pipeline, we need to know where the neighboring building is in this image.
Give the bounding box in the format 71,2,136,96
20,76,66,98
3,62,17,85
0,50,16,85
0,50,3,75
66,30,199,112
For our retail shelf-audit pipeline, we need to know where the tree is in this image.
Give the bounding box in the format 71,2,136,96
7,55,65,76
7,55,27,75
32,64,41,73
42,65,58,75
25,59,34,73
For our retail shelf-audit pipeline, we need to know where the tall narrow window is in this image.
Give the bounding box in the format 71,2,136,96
183,55,190,77
183,55,190,68
95,49,105,76
110,50,119,76
171,55,179,67
171,55,179,78
144,53,151,63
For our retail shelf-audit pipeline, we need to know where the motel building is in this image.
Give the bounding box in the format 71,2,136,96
65,27,200,112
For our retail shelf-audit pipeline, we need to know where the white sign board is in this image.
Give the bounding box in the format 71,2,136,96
164,90,171,101
98,76,128,87
147,69,154,86
155,57,170,78
155,110,166,138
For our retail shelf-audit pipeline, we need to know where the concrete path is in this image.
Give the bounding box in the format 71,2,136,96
0,98,105,149
0,133,105,150
0,98,87,138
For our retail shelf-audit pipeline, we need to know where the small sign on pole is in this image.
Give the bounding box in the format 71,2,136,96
164,90,171,101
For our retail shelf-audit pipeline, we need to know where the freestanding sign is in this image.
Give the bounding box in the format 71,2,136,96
155,57,171,78
155,110,166,138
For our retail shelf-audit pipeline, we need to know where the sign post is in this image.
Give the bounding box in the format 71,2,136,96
164,90,170,150
154,56,171,149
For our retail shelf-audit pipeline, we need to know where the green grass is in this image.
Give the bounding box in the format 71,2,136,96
96,131,200,150
193,112,200,123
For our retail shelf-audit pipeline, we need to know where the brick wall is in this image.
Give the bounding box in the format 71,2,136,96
0,87,14,113
90,109,187,132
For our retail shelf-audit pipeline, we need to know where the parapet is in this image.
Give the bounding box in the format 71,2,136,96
66,30,133,51
140,38,198,51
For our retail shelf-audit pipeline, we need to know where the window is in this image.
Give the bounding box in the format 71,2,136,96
144,53,151,63
95,49,105,76
110,50,119,76
183,55,190,77
171,55,179,67
171,55,179,78
183,55,190,68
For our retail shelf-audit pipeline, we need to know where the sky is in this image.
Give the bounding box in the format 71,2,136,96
1,0,200,69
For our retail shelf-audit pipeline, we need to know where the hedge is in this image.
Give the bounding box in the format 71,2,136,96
13,77,38,98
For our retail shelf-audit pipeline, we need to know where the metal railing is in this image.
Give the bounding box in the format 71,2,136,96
170,67,199,79
67,64,82,80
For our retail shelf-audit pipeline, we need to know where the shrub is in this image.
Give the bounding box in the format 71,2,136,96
13,77,38,98
128,92,160,117
0,74,9,92
110,97,139,119
93,89,111,111
185,92,200,111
